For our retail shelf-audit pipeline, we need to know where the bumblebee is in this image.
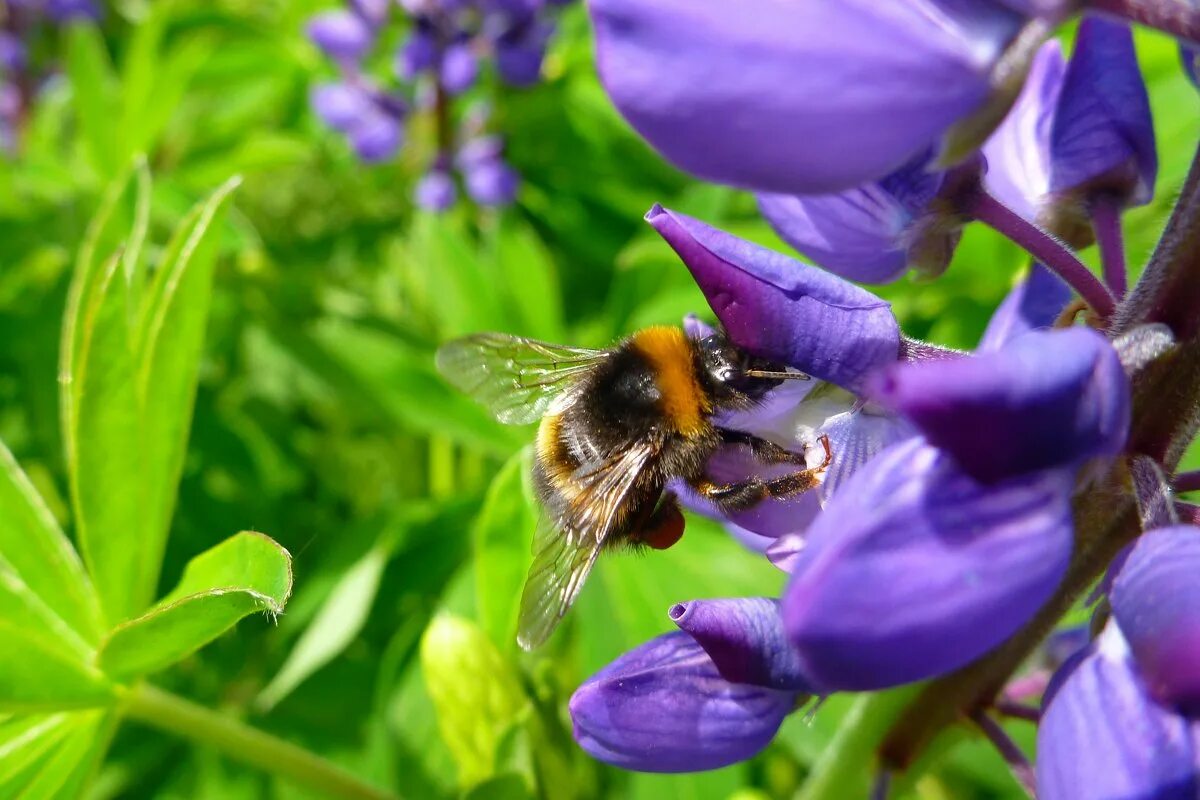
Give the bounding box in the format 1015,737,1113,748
436,326,831,650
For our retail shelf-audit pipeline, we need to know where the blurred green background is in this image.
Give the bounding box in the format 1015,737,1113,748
0,1,1197,798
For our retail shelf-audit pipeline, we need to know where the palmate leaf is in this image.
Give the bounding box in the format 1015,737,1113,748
61,167,241,623
0,711,113,799
97,532,293,680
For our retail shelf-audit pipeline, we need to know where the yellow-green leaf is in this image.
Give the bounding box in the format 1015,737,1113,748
97,532,292,680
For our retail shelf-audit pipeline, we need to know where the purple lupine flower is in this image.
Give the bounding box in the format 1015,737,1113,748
587,0,1028,194
311,82,376,133
308,10,376,62
0,32,27,73
460,137,520,205
415,167,457,211
570,600,808,772
440,41,480,94
1038,526,1200,799
349,109,404,162
1184,46,1199,88
775,326,1128,690
397,26,438,79
1048,17,1156,209
45,0,101,22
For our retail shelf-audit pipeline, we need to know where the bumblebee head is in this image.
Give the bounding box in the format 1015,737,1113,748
695,333,804,407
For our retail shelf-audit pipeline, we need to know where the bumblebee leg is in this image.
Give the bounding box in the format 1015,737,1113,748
718,429,815,466
692,436,833,513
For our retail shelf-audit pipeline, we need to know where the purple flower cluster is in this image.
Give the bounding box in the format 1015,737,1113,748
307,0,572,210
565,0,1200,794
0,0,99,151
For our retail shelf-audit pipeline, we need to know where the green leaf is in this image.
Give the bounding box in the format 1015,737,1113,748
472,449,537,649
406,214,510,337
0,619,114,713
420,615,529,788
490,220,564,340
97,532,292,680
61,172,240,622
255,546,386,711
0,442,101,643
64,24,120,179
133,175,241,611
0,711,111,799
463,773,535,800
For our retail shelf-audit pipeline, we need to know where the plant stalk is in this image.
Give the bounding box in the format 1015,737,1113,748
122,683,397,800
966,190,1116,319
1091,195,1128,298
1088,0,1200,45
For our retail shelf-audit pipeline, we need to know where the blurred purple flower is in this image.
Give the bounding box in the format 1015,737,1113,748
45,0,100,22
311,82,375,133
349,111,404,162
0,32,27,73
587,0,1028,194
308,10,375,62
415,168,457,211
1184,45,1199,89
440,41,479,94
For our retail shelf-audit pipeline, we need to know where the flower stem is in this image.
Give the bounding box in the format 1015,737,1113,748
970,712,1037,797
965,190,1116,319
1175,470,1200,493
794,687,922,800
1091,195,1128,298
1088,0,1200,46
122,683,397,800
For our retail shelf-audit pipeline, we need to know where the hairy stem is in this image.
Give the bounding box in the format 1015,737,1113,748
123,683,397,800
1174,470,1200,493
966,190,1116,319
1088,0,1200,45
970,713,1036,797
1091,195,1128,298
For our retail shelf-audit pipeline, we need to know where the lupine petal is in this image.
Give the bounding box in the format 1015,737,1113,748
1049,17,1157,206
782,438,1075,691
0,32,27,73
464,158,519,206
350,112,403,162
588,0,1025,194
869,328,1129,483
756,153,951,284
977,264,1072,351
1038,625,1200,800
311,82,374,133
1111,525,1200,713
670,598,814,692
981,40,1065,219
1184,46,1199,89
308,10,374,62
646,205,900,391
415,169,457,211
569,631,796,772
817,409,914,502
441,42,479,94
397,28,437,79
767,534,805,574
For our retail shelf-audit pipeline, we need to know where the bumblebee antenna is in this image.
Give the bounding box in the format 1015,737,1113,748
745,369,811,381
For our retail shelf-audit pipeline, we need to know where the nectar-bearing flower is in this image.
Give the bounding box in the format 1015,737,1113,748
1038,526,1200,799
587,0,1032,194
569,599,810,772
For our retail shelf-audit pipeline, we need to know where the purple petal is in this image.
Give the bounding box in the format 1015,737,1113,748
0,32,27,73
978,264,1072,351
682,313,715,341
397,28,437,79
457,135,505,167
817,409,914,502
767,534,805,573
588,0,1024,194
45,0,101,22
1049,17,1157,207
311,82,374,133
1038,625,1200,800
569,631,796,772
782,438,1075,691
1184,46,1199,89
981,40,1065,219
496,41,547,86
415,169,457,211
670,598,814,692
464,158,519,206
349,112,403,162
687,441,823,538
646,205,900,392
869,327,1129,483
1111,525,1200,713
307,10,375,62
351,0,390,26
440,42,479,95
758,151,961,284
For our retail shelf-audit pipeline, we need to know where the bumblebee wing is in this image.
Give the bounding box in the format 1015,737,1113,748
435,333,609,425
516,439,660,650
